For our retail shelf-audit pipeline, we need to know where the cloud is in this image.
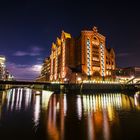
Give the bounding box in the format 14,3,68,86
13,51,40,56
36,57,44,63
37,58,44,61
30,52,40,56
31,46,44,52
7,62,42,80
13,46,43,57
14,51,28,56
117,52,133,57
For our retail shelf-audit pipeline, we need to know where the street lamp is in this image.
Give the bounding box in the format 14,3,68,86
77,77,82,83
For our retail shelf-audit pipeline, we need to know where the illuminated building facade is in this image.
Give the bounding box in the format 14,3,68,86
0,55,6,80
41,57,51,81
36,57,51,82
81,27,115,81
0,55,14,81
44,26,116,83
49,31,77,82
113,67,140,83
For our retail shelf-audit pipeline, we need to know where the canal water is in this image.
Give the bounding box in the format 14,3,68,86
0,88,140,140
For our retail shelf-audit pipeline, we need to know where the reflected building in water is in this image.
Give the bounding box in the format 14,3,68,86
1,89,140,140
43,93,140,140
0,88,53,129
42,93,67,140
5,88,33,111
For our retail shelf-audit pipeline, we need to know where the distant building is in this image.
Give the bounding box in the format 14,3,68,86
114,67,140,83
40,26,116,83
0,55,14,81
0,55,6,80
5,69,15,81
36,57,51,82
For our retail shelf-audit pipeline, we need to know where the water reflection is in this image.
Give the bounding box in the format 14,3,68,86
77,95,82,120
0,88,53,129
44,93,140,140
34,95,40,128
44,94,66,140
81,94,121,140
6,88,31,111
134,92,140,109
0,89,140,140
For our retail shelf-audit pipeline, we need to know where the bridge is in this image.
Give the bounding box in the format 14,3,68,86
0,80,140,93
0,80,51,85
126,77,140,84
0,80,64,92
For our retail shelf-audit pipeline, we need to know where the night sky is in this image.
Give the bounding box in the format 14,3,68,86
0,0,140,79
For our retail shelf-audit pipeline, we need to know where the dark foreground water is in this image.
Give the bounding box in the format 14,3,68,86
0,88,140,140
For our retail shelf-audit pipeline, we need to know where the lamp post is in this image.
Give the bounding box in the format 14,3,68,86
75,73,77,84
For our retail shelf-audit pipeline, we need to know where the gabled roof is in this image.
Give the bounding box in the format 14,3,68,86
52,43,56,50
106,48,115,54
62,30,71,39
56,37,61,46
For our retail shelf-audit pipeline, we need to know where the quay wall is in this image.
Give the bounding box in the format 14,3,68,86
44,83,138,93
0,83,139,93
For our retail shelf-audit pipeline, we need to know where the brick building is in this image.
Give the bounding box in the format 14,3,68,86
40,26,116,83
